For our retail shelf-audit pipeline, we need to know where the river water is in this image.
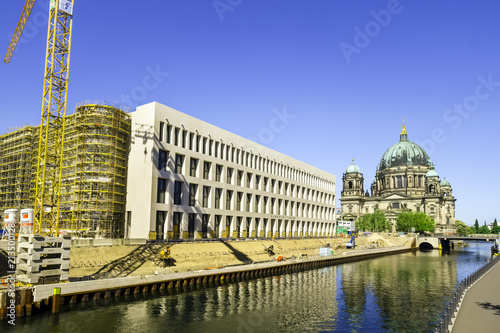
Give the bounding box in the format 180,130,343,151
4,242,494,333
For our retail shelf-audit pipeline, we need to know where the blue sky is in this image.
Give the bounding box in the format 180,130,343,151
1,0,499,226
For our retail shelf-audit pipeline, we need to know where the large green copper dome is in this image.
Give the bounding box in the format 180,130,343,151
378,123,432,171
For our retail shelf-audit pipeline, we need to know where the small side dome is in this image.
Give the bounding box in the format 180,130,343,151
425,169,439,178
346,160,361,174
441,178,451,187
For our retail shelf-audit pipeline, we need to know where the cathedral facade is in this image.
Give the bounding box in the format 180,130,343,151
340,123,456,234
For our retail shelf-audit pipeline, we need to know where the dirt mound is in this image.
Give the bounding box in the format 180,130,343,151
68,235,414,279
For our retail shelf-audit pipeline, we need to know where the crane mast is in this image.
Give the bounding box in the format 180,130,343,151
5,0,74,237
34,0,74,237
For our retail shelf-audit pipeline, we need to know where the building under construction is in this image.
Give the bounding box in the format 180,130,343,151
0,102,131,238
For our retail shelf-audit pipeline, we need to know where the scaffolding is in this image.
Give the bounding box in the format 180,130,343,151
1,102,131,238
60,102,131,238
0,126,35,211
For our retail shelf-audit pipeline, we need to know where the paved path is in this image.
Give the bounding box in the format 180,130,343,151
452,258,500,332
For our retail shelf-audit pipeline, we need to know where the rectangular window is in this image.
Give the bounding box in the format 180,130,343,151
263,177,269,191
173,212,182,238
190,158,198,177
209,139,213,156
174,127,180,146
215,215,222,237
215,188,222,209
246,173,252,188
158,150,168,171
159,121,164,142
393,202,400,209
271,198,276,214
226,167,233,184
246,194,252,212
226,190,233,210
188,213,196,238
175,154,184,174
237,192,243,211
196,135,201,152
203,161,211,180
237,170,243,186
255,195,260,213
174,181,183,205
203,137,207,154
156,211,167,240
271,179,276,193
264,196,269,213
166,125,172,144
278,181,283,194
215,142,219,158
202,186,210,208
182,130,187,148
189,132,194,150
255,175,261,190
189,184,197,206
215,164,223,182
157,178,167,203
202,214,209,238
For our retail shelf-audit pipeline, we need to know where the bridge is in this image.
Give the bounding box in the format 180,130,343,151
417,234,499,250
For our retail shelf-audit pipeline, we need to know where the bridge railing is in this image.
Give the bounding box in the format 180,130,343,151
434,256,499,333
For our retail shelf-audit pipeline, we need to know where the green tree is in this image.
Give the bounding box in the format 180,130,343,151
478,225,490,234
455,220,469,236
356,211,390,232
396,211,435,234
492,218,499,234
474,219,480,233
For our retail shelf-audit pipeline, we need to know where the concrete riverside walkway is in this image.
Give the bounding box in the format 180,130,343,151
452,258,500,332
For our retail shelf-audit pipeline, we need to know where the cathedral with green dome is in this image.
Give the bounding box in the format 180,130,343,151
340,122,456,234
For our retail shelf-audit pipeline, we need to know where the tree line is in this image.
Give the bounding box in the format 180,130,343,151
356,211,435,234
355,211,499,236
455,219,499,235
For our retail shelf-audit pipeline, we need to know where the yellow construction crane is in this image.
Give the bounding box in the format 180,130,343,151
4,0,74,237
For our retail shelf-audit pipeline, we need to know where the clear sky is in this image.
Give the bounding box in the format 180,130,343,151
1,0,499,226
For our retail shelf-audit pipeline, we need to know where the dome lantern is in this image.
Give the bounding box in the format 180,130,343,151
400,117,408,141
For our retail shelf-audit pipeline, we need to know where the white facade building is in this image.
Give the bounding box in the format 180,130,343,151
126,102,336,240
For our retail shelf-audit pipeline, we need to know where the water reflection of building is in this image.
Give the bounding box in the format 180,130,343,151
338,252,458,332
341,122,457,233
135,269,339,331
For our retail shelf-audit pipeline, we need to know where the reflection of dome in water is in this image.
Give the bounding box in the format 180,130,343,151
378,123,432,171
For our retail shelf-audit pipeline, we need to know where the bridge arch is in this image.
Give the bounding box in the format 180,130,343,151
419,242,434,250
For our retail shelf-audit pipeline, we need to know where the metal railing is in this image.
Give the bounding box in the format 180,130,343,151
434,256,499,332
